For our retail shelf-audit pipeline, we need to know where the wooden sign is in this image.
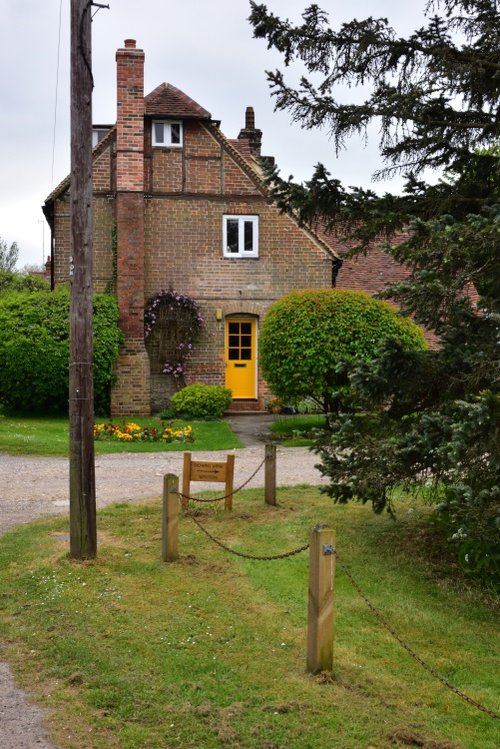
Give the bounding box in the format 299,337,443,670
190,461,228,482
182,452,235,511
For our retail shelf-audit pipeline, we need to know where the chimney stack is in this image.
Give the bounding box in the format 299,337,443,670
238,106,262,157
111,39,151,416
116,39,145,191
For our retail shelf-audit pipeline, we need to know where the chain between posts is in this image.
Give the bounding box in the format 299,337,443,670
176,456,266,504
166,452,498,719
335,550,500,721
186,512,309,561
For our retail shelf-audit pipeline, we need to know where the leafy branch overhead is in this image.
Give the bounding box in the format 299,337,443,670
250,0,499,176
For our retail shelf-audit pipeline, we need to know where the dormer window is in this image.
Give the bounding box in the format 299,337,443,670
152,120,183,147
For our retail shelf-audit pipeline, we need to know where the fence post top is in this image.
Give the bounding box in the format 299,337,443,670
313,523,330,532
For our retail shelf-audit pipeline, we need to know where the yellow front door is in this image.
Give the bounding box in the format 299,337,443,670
225,318,257,399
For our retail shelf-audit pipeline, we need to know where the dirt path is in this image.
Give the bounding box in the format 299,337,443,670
0,430,326,748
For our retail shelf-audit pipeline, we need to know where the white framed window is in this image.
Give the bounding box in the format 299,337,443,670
152,120,183,147
223,215,259,258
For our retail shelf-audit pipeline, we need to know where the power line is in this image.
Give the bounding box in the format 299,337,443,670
51,0,64,189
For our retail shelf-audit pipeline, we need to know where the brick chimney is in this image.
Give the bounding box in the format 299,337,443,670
116,39,145,190
111,39,151,416
238,106,262,157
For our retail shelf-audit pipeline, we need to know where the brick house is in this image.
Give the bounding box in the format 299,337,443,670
43,39,346,416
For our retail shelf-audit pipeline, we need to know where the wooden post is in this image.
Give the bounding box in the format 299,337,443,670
307,525,335,674
181,452,191,511
162,474,179,562
69,0,96,560
264,443,277,506
224,453,235,512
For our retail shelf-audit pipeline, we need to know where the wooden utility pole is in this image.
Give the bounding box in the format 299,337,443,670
69,0,96,559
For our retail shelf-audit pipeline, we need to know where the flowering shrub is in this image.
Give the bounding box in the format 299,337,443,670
144,290,203,385
93,421,193,444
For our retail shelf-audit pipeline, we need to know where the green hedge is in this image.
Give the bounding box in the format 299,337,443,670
0,287,122,414
168,384,232,419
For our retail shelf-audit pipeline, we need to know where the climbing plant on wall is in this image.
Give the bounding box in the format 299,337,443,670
144,289,203,387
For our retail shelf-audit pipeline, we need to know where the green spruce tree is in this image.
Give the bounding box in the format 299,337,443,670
250,0,499,584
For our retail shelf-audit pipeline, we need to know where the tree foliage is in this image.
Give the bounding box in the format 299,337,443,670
260,290,426,413
0,269,49,294
250,0,500,584
0,237,19,272
0,287,122,415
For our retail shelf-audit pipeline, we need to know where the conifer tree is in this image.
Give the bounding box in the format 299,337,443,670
250,0,499,583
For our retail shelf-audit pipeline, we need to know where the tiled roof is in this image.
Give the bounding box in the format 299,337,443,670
313,223,411,294
337,244,411,295
145,83,211,119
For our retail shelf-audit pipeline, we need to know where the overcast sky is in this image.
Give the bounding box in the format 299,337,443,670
1,0,426,268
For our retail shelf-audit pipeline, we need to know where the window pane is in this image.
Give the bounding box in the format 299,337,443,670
244,221,254,252
228,335,240,347
170,123,181,144
240,323,251,334
228,322,239,334
241,335,251,347
241,349,251,360
154,122,164,144
228,348,239,360
226,220,239,253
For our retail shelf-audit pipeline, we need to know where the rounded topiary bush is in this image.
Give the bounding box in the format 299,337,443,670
259,289,427,413
0,286,122,414
169,384,232,419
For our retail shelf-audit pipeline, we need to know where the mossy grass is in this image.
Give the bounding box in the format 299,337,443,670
0,415,242,455
0,488,497,748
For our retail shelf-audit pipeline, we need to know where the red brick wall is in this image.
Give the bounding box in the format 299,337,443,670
52,191,114,293
93,147,113,191
151,150,183,192
142,180,332,409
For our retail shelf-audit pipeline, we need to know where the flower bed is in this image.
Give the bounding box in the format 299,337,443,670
93,421,193,444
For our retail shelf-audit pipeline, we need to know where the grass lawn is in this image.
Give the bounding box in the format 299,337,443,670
0,488,498,749
271,414,327,446
0,415,242,455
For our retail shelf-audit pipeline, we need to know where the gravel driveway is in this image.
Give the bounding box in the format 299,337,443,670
0,431,326,748
0,445,326,537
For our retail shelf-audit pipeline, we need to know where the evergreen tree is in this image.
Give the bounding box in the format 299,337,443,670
249,0,499,584
0,237,19,272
